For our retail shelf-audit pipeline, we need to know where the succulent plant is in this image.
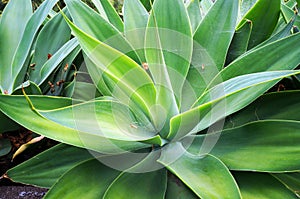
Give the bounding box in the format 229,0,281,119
1,0,300,198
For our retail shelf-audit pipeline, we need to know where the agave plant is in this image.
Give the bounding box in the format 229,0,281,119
1,0,300,198
0,0,80,157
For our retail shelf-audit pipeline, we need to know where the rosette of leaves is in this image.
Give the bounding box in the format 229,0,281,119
0,0,80,156
1,0,300,198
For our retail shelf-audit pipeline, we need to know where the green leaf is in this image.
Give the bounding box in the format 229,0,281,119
188,120,300,172
281,3,300,29
38,100,161,144
0,111,19,132
123,0,149,61
7,144,93,188
238,0,281,49
0,0,32,94
37,38,79,85
63,13,157,123
29,9,72,84
210,33,300,86
103,170,167,199
224,91,300,129
65,0,139,62
145,0,193,102
182,0,238,108
226,19,252,65
11,0,60,92
273,172,300,197
0,138,11,156
158,142,241,199
45,159,121,199
165,173,198,199
239,0,258,19
90,0,124,32
187,0,202,33
168,70,300,140
145,0,193,134
193,0,238,70
0,95,151,153
234,172,298,199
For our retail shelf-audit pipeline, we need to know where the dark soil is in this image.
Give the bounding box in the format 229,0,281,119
0,184,48,199
1,129,57,199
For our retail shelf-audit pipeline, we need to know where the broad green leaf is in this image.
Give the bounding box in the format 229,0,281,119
124,0,149,61
165,173,198,199
168,70,300,140
65,0,139,62
226,20,252,65
188,120,300,172
0,0,32,94
187,0,202,33
273,172,300,196
90,0,123,32
182,0,238,108
158,143,241,199
210,33,300,86
7,144,93,188
11,0,60,93
146,0,193,102
193,0,238,70
103,170,167,199
38,100,161,144
0,111,19,132
238,0,281,49
145,0,192,135
45,159,121,199
0,138,11,156
29,9,72,84
0,95,152,153
224,91,300,129
234,172,298,199
63,14,157,123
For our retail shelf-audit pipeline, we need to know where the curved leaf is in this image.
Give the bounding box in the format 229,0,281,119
0,0,32,94
145,0,192,134
273,172,300,197
0,95,151,154
38,100,160,143
188,120,300,172
90,0,123,32
226,19,252,64
235,172,298,199
0,138,11,156
210,32,300,87
165,173,198,199
65,0,139,62
45,159,121,199
182,0,239,108
103,170,167,199
225,91,300,129
11,0,60,92
29,9,72,84
168,70,300,139
158,142,241,199
238,0,281,49
123,0,149,61
62,14,157,123
7,144,93,188
187,0,202,33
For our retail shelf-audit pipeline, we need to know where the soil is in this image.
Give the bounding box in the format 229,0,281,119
0,129,57,199
0,184,48,199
